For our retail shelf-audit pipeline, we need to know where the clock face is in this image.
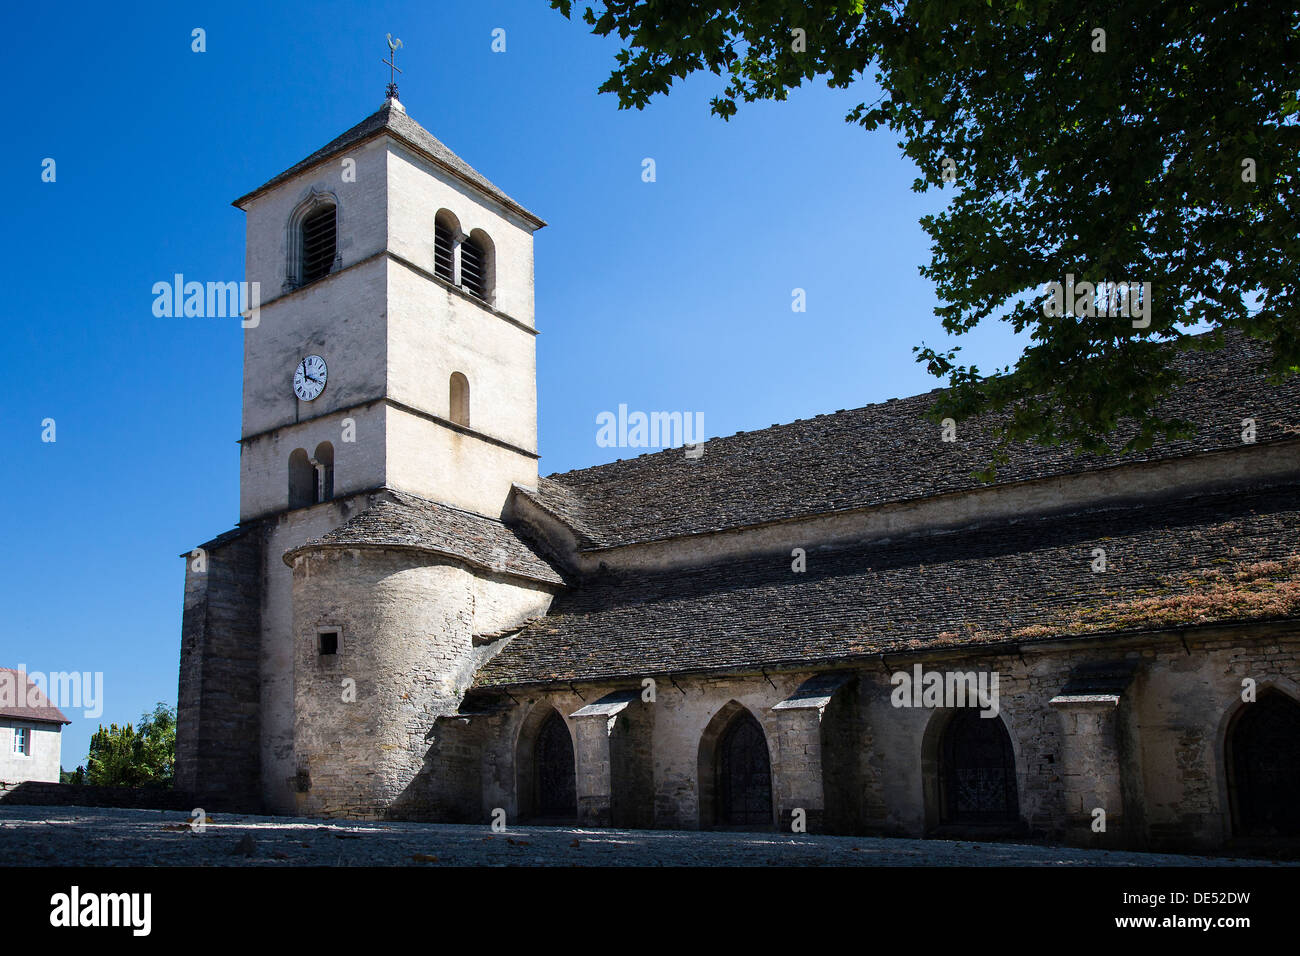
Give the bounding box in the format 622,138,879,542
293,354,327,401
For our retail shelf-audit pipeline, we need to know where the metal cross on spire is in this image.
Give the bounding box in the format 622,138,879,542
383,34,403,100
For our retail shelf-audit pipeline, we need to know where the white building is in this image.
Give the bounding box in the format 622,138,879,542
0,668,70,784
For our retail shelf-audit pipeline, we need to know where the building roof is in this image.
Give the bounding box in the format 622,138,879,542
533,335,1300,550
283,490,565,586
232,98,545,228
0,668,72,725
474,481,1300,688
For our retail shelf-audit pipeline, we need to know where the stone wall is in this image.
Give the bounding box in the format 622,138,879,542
290,547,470,818
175,526,264,810
258,495,376,815
288,545,554,820
448,622,1298,850
0,781,206,811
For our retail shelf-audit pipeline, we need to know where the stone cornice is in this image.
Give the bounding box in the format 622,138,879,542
249,249,538,336
239,397,540,461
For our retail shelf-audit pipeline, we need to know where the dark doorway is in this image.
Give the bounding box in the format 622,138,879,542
610,702,655,829
1230,691,1300,837
940,710,1019,825
718,712,773,827
820,680,863,834
533,711,576,820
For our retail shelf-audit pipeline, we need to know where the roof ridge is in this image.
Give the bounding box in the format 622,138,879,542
533,332,1293,549
232,101,545,226
544,329,1263,485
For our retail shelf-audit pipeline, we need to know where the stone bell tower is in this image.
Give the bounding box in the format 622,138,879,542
233,90,547,525
178,83,551,817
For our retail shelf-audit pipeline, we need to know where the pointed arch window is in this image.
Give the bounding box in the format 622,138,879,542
1229,690,1300,836
717,711,773,826
533,711,576,819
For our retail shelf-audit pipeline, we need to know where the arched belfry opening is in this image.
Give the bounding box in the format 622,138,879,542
288,448,315,508
287,191,340,289
433,209,460,283
926,709,1020,830
1227,689,1300,837
312,441,335,502
698,702,773,829
461,229,494,303
300,205,337,283
516,706,576,823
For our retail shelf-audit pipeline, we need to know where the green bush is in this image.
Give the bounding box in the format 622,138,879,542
85,702,176,788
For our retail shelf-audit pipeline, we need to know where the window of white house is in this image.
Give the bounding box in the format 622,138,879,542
13,727,31,756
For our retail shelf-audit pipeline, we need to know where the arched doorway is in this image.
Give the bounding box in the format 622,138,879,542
940,710,1019,826
717,711,773,827
533,710,576,821
1228,690,1300,837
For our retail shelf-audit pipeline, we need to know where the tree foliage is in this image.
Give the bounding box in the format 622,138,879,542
552,0,1299,467
85,703,176,788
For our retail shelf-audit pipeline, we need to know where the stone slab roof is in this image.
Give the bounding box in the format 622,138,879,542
284,490,565,586
0,668,71,725
180,525,251,558
474,481,1300,688
233,99,545,227
536,334,1300,549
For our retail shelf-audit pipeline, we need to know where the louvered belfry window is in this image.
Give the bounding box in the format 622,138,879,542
301,205,337,284
434,223,455,281
459,236,486,300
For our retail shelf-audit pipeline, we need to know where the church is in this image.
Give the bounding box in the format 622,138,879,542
176,88,1300,853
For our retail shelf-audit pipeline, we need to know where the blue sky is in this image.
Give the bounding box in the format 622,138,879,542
0,0,1027,769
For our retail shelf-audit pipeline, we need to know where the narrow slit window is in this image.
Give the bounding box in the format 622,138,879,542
301,205,337,284
449,372,470,426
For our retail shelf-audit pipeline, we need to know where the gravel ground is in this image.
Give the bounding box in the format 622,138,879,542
0,805,1292,866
